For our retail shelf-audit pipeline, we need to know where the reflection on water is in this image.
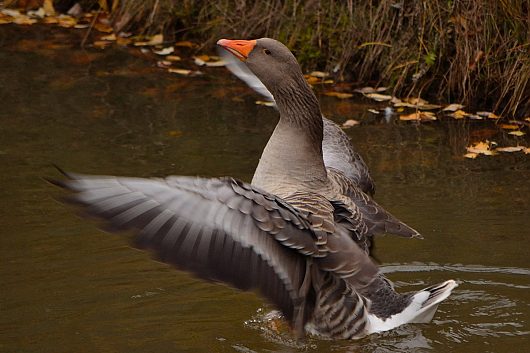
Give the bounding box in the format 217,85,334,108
0,25,529,353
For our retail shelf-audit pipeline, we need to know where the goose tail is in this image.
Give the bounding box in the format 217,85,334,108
367,279,457,333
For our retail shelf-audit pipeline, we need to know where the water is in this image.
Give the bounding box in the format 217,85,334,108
1,25,529,352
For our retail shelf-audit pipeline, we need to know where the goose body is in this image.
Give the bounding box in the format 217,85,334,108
49,38,457,340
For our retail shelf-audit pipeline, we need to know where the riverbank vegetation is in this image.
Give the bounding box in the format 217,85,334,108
4,0,530,119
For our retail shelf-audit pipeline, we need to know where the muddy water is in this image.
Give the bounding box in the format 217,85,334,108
1,25,528,353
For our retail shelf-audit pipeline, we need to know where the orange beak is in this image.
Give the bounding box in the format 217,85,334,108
217,39,257,61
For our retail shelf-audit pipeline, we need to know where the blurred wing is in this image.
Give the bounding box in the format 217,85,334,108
50,173,378,322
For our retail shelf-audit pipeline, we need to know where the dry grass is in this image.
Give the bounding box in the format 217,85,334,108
9,0,530,117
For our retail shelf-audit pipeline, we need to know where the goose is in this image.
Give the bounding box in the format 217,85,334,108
218,40,419,251
48,38,457,340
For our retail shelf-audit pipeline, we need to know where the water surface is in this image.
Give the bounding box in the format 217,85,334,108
1,25,529,353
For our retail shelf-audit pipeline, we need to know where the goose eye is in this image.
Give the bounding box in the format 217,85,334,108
263,49,271,55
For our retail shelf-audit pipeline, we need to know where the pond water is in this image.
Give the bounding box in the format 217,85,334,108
1,25,529,353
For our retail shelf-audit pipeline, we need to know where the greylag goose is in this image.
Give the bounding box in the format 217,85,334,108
48,38,457,340
218,41,419,250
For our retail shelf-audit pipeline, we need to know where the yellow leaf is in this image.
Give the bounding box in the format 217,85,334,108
42,16,58,24
448,110,468,119
305,76,320,85
324,91,353,99
466,141,496,155
342,119,360,128
477,111,500,119
508,131,525,136
400,111,436,121
443,103,465,112
166,55,181,61
500,124,519,130
367,109,379,114
364,93,392,101
464,152,478,159
101,33,116,41
94,22,113,33
524,148,530,154
116,37,131,46
496,146,525,153
134,34,163,46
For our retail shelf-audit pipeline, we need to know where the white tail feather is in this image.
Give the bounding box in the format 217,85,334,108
367,280,458,334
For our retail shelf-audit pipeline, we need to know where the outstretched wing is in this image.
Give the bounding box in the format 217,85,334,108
218,48,376,195
49,172,378,328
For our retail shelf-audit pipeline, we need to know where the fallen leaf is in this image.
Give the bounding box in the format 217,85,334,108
500,124,519,130
443,103,464,112
13,15,37,25
116,37,132,46
524,148,530,154
94,22,113,33
468,114,483,120
464,152,478,159
174,40,197,48
466,141,496,155
367,109,379,114
255,100,275,107
324,91,353,99
364,93,392,101
308,71,329,78
403,97,429,105
476,111,500,119
166,55,181,61
400,111,436,121
508,131,525,136
154,47,174,55
354,86,388,93
305,76,321,85
134,34,164,46
390,96,402,104
74,23,90,29
101,33,116,41
168,68,192,76
448,110,468,119
342,119,360,128
27,8,46,18
42,16,58,24
496,146,525,153
57,15,77,28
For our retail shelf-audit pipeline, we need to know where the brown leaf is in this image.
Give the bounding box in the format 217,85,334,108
508,131,525,136
134,34,163,46
364,93,392,101
466,141,496,156
443,103,465,112
500,124,519,130
174,40,197,48
400,111,436,121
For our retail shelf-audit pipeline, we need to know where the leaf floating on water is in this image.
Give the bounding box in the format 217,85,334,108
101,33,116,41
364,93,392,101
57,15,77,28
464,152,478,159
354,86,388,94
524,148,530,154
94,22,113,33
443,103,465,112
500,124,519,130
308,71,329,78
367,109,379,114
466,141,496,156
27,8,46,19
255,100,275,107
157,60,172,68
508,131,525,136
324,91,353,99
175,40,197,48
154,47,174,55
447,110,468,119
496,146,525,153
166,55,181,61
476,111,500,119
134,34,164,46
168,68,191,75
400,111,436,121
342,119,360,128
